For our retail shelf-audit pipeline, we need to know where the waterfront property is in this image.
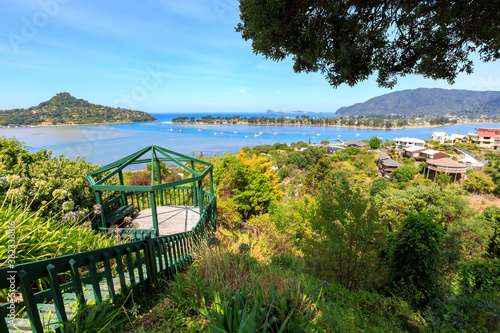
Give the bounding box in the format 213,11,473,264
327,144,343,154
344,140,369,148
473,128,500,149
394,137,425,149
424,157,467,182
430,131,449,143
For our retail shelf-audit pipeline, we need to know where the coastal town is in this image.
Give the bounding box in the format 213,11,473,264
325,127,499,183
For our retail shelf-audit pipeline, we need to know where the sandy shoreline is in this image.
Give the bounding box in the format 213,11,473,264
167,120,495,131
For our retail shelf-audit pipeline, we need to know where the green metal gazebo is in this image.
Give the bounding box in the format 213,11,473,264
85,145,215,238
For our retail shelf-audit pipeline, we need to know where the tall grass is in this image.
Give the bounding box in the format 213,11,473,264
158,230,425,332
0,199,122,267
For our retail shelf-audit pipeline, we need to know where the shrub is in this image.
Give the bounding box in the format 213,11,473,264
463,172,495,194
389,212,444,306
391,164,418,183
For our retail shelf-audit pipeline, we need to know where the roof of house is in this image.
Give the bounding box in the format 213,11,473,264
421,149,445,155
344,140,368,147
426,158,466,169
404,146,427,152
380,158,402,168
394,137,425,144
449,134,467,140
475,128,500,132
478,131,496,137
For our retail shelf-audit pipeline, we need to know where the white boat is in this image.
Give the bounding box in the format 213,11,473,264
179,129,183,132
317,133,321,136
254,134,260,137
214,132,217,135
355,134,360,137
273,132,278,135
338,135,341,137
169,128,173,131
198,129,202,131
245,135,248,138
259,132,262,135
220,132,223,134
234,131,238,134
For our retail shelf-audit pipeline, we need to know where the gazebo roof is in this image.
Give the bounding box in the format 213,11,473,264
86,145,212,192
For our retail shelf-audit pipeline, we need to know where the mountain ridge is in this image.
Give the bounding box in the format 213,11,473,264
335,88,500,117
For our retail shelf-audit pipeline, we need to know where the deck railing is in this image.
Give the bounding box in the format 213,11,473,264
0,193,217,333
126,187,195,212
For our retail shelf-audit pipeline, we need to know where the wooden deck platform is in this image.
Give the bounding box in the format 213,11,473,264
132,205,200,236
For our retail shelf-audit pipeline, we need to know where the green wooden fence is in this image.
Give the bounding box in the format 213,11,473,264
0,194,217,333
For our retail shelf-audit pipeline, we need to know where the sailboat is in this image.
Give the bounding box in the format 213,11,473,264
355,133,360,137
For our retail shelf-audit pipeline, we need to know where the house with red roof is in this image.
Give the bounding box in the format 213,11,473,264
473,128,500,150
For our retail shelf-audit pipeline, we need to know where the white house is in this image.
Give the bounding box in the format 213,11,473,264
394,137,425,149
430,132,449,143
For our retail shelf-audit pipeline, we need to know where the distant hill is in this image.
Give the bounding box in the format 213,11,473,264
0,92,157,126
335,88,500,117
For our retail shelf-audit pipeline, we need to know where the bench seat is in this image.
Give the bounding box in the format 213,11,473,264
105,204,134,226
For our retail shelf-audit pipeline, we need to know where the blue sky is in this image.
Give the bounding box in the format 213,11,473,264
2,0,500,114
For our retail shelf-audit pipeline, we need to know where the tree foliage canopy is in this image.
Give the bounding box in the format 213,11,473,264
236,0,500,88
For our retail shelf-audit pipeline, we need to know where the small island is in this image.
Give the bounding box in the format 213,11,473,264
0,92,157,127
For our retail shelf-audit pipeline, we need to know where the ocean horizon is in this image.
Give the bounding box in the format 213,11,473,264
0,112,498,169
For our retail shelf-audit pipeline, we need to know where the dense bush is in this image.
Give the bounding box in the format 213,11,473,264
389,212,444,306
0,137,106,217
213,150,283,224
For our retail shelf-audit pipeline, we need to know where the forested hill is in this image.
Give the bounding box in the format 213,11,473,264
335,88,500,117
0,92,157,126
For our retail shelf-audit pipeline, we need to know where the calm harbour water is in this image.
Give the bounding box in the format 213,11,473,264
0,112,498,168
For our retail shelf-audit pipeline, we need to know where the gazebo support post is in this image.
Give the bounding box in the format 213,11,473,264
150,191,159,237
118,170,127,206
191,161,197,207
209,169,214,195
198,180,203,213
155,159,163,205
94,191,105,229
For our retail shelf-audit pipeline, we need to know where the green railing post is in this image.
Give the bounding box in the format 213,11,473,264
69,259,84,306
150,191,159,237
18,270,43,333
88,255,103,304
46,264,68,324
102,251,116,303
146,235,158,280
